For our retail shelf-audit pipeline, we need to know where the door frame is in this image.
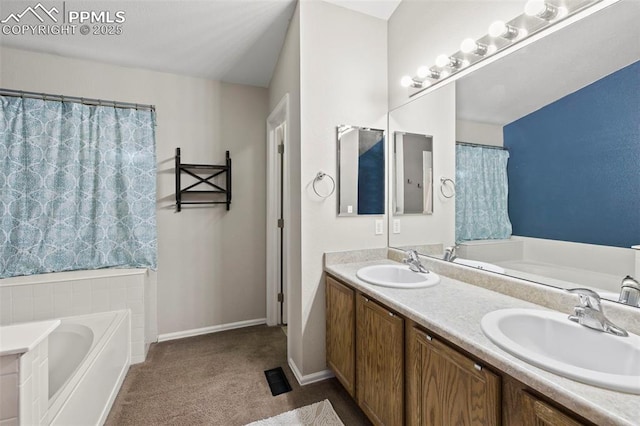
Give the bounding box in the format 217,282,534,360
266,94,289,326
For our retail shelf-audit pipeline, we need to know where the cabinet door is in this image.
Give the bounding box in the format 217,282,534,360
521,392,585,426
326,276,356,396
356,294,404,426
408,326,500,425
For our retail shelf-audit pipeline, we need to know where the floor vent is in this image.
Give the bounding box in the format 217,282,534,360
264,366,292,396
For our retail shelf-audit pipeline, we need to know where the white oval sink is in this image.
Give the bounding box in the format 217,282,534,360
453,258,505,274
356,264,440,289
481,308,640,394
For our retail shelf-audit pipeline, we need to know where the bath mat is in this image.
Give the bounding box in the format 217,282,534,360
264,366,292,396
246,399,344,426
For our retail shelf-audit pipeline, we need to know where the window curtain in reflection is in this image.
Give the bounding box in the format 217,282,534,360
0,96,157,278
455,144,512,242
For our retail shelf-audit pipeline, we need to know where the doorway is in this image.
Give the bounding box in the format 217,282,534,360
266,94,289,327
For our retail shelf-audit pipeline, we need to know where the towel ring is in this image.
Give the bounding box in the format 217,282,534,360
440,177,456,199
313,172,336,198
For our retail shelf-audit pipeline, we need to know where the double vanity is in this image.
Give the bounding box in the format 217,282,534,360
324,248,639,425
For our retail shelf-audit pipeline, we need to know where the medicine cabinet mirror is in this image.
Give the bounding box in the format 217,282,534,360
393,131,433,215
337,125,385,216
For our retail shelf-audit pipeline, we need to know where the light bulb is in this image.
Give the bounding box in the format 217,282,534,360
400,75,414,88
435,54,450,68
488,20,522,39
488,21,507,37
460,38,488,56
525,0,561,20
460,38,478,54
524,0,546,17
416,66,430,79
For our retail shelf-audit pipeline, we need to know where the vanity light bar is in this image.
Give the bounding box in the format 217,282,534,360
401,0,604,95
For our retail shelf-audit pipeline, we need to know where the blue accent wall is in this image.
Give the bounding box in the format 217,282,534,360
504,61,640,248
358,138,385,214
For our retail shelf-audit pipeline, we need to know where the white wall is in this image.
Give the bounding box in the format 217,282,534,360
388,83,456,248
298,0,388,376
456,119,504,146
0,47,268,338
388,0,523,110
268,4,303,372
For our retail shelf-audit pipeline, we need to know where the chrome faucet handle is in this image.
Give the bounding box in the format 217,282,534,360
407,249,419,258
567,288,602,311
403,249,428,273
567,288,628,337
443,245,458,262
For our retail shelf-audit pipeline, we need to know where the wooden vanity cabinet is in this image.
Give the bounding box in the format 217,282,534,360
325,275,594,426
502,376,592,426
356,294,404,426
326,276,356,397
406,324,501,425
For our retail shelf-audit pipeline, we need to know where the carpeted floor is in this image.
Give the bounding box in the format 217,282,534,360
105,325,371,425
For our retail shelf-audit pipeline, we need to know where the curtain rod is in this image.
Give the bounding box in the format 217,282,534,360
456,141,508,150
0,88,155,112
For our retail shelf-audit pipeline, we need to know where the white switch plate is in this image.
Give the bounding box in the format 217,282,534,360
347,205,353,214
393,219,401,234
375,219,383,235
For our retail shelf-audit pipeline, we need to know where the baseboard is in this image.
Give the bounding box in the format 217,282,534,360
157,318,267,342
288,357,335,386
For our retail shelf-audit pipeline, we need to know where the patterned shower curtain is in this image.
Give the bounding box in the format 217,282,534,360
0,95,157,278
455,144,512,242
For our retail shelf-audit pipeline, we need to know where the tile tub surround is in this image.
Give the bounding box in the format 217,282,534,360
0,268,149,364
324,251,640,426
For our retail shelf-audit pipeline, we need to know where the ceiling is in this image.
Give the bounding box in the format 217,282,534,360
456,0,640,125
0,0,400,88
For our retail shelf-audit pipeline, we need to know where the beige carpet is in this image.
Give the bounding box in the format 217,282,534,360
105,325,370,426
246,399,344,426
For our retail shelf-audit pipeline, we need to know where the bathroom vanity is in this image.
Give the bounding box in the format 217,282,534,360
324,251,639,426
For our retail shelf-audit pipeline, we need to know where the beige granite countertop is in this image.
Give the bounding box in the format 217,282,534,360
324,253,640,426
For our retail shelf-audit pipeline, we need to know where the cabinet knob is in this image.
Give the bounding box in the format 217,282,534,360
389,312,394,317
474,363,483,371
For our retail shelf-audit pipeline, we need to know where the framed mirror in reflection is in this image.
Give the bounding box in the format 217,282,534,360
394,132,434,215
388,0,640,307
337,125,385,216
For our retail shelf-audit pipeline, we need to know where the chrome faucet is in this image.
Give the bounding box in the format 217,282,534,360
567,288,628,337
618,275,640,307
403,249,429,274
443,245,458,262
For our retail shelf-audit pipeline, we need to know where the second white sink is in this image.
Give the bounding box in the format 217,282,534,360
356,264,440,289
481,308,640,394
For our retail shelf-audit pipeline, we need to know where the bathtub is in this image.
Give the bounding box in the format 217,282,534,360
47,310,130,426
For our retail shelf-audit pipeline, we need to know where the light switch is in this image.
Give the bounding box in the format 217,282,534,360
375,219,383,235
393,219,401,234
347,205,353,214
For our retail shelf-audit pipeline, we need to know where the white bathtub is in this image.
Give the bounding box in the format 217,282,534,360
47,310,130,426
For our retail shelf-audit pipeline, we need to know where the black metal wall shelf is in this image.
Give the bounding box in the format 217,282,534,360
175,147,231,212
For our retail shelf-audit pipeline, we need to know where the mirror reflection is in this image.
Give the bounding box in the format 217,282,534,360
394,132,433,215
337,125,385,216
388,0,640,307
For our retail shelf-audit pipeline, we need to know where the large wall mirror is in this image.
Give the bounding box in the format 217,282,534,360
394,131,434,215
337,125,385,216
388,0,640,307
